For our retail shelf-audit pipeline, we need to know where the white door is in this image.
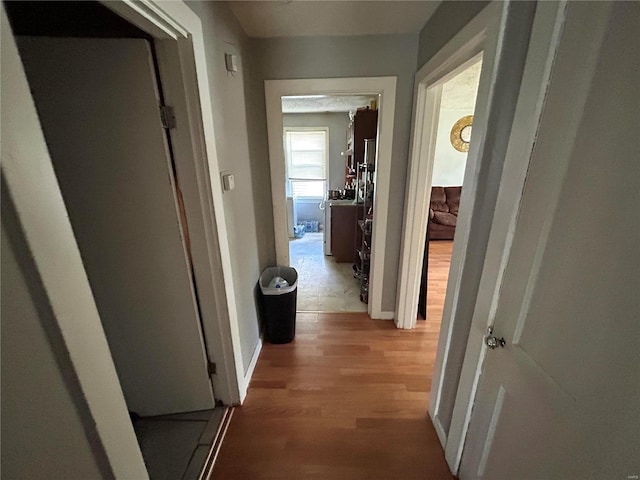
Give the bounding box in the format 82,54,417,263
458,2,639,478
17,37,215,416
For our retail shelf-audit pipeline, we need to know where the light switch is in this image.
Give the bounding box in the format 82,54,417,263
222,173,235,191
225,53,238,72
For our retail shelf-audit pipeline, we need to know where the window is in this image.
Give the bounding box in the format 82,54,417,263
284,129,327,198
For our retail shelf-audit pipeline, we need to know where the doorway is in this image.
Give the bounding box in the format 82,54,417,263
282,95,379,312
265,77,397,319
5,2,226,478
397,1,556,472
418,59,483,322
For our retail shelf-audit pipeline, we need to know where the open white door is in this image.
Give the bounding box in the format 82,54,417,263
17,37,214,416
458,2,639,478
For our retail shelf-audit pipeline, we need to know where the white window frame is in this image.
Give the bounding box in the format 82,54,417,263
283,127,329,202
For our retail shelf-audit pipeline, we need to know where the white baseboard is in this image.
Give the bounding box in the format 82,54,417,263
375,311,395,320
431,411,448,449
239,339,262,403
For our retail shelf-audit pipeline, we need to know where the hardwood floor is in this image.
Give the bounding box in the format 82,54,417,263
426,241,454,323
212,242,454,480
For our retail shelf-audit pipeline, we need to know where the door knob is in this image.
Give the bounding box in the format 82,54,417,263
485,326,505,349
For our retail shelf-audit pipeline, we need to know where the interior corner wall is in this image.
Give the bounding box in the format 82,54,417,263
251,34,419,313
282,112,351,191
417,1,490,69
186,1,273,374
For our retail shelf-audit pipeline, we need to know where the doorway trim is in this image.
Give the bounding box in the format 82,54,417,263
265,77,397,320
445,1,573,473
396,8,494,454
101,1,245,405
398,0,541,470
395,7,490,332
395,8,494,454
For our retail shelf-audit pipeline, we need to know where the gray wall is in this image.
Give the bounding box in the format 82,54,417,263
251,34,419,312
182,2,491,365
186,1,274,374
417,1,490,68
1,208,109,479
283,112,351,191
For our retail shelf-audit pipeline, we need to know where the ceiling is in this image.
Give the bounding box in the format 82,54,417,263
228,1,441,38
282,94,377,113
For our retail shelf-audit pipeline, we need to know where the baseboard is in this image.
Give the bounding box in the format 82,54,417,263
239,339,262,403
431,411,448,449
375,311,395,320
199,407,234,480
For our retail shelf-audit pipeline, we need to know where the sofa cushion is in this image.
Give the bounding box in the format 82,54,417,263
430,187,449,213
445,187,462,215
433,211,457,227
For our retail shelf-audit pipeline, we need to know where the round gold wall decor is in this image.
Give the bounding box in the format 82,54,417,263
450,115,474,153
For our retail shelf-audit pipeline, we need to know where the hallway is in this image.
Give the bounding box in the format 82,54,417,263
212,241,454,479
212,312,452,479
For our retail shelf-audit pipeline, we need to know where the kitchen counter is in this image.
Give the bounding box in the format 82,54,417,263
327,199,360,206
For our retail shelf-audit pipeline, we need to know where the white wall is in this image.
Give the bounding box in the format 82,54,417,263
432,109,473,186
432,59,482,187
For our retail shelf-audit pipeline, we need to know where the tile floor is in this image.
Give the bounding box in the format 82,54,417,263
133,408,224,480
289,232,367,312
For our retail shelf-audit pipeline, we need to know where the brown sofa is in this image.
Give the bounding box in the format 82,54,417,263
428,186,461,240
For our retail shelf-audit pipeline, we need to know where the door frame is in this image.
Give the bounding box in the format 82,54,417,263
396,3,495,453
406,0,574,474
395,5,491,332
101,1,245,404
448,1,586,473
457,2,616,475
3,1,245,475
265,77,397,320
397,0,561,474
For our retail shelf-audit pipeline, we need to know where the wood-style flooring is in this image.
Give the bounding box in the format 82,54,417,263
212,241,454,480
426,241,454,323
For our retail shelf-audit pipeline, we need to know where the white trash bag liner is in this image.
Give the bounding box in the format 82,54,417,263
268,276,289,289
260,266,298,295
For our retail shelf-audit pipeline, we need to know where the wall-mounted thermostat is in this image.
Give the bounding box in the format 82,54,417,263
221,173,235,191
225,53,238,73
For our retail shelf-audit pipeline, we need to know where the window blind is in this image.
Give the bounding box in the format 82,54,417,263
285,130,327,181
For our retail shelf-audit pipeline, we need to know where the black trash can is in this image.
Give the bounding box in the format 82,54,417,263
259,266,298,344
